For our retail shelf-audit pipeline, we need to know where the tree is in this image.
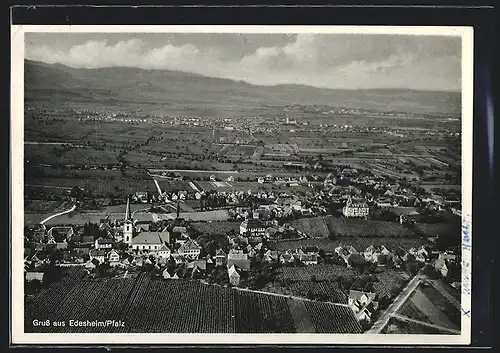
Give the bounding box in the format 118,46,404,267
405,261,420,276
359,318,372,332
423,263,439,279
364,262,378,274
96,262,111,277
348,254,367,274
70,186,83,200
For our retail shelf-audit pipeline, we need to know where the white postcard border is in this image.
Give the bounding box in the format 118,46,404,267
11,24,473,345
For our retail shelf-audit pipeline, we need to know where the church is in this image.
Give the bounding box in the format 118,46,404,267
122,197,170,254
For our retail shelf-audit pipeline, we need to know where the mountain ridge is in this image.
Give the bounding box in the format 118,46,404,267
24,59,462,116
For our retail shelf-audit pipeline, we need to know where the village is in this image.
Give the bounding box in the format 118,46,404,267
24,166,461,331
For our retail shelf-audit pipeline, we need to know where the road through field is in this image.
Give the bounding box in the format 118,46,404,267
367,274,422,334
39,204,76,225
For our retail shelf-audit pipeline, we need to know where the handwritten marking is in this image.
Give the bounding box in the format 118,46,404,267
461,214,472,316
462,215,471,251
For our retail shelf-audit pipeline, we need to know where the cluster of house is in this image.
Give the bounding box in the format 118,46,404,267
231,198,320,221
333,243,432,269
85,199,206,269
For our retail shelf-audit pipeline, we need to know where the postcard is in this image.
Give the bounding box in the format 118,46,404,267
11,24,472,345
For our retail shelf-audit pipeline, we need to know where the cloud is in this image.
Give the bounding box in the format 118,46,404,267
26,34,461,91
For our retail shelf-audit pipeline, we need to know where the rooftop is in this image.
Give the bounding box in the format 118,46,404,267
178,239,201,252
132,231,169,245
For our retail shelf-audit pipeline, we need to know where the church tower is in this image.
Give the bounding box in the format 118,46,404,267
123,196,133,245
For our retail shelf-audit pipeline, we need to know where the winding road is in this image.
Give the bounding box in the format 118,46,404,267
39,204,77,225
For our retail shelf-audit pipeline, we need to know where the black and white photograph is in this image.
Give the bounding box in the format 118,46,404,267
11,25,473,345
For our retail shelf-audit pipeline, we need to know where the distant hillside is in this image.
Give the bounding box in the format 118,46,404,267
24,60,461,116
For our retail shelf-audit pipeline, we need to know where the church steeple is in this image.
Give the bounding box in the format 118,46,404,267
123,196,133,245
125,196,132,222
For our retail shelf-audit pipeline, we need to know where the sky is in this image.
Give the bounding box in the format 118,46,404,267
25,33,462,91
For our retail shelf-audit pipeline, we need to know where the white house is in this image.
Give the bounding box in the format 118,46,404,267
108,249,120,265
227,249,250,270
215,249,227,267
95,237,114,250
348,290,379,322
434,258,448,277
240,219,266,237
178,239,201,259
342,197,369,218
89,249,106,264
162,268,179,280
158,245,171,258
364,246,381,263
134,191,148,203
228,265,241,286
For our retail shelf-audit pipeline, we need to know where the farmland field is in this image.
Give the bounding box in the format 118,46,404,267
24,200,68,213
24,211,138,226
419,286,461,329
373,269,408,299
190,221,241,236
276,264,348,281
289,217,330,238
27,209,231,226
154,210,230,222
322,216,416,238
270,264,407,301
397,298,433,324
408,288,460,330
25,174,158,199
383,317,446,334
413,222,460,239
25,270,361,333
155,179,194,193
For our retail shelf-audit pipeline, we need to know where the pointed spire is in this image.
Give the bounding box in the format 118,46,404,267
125,196,132,221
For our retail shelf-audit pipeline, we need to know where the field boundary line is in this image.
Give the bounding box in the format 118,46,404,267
233,286,350,308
